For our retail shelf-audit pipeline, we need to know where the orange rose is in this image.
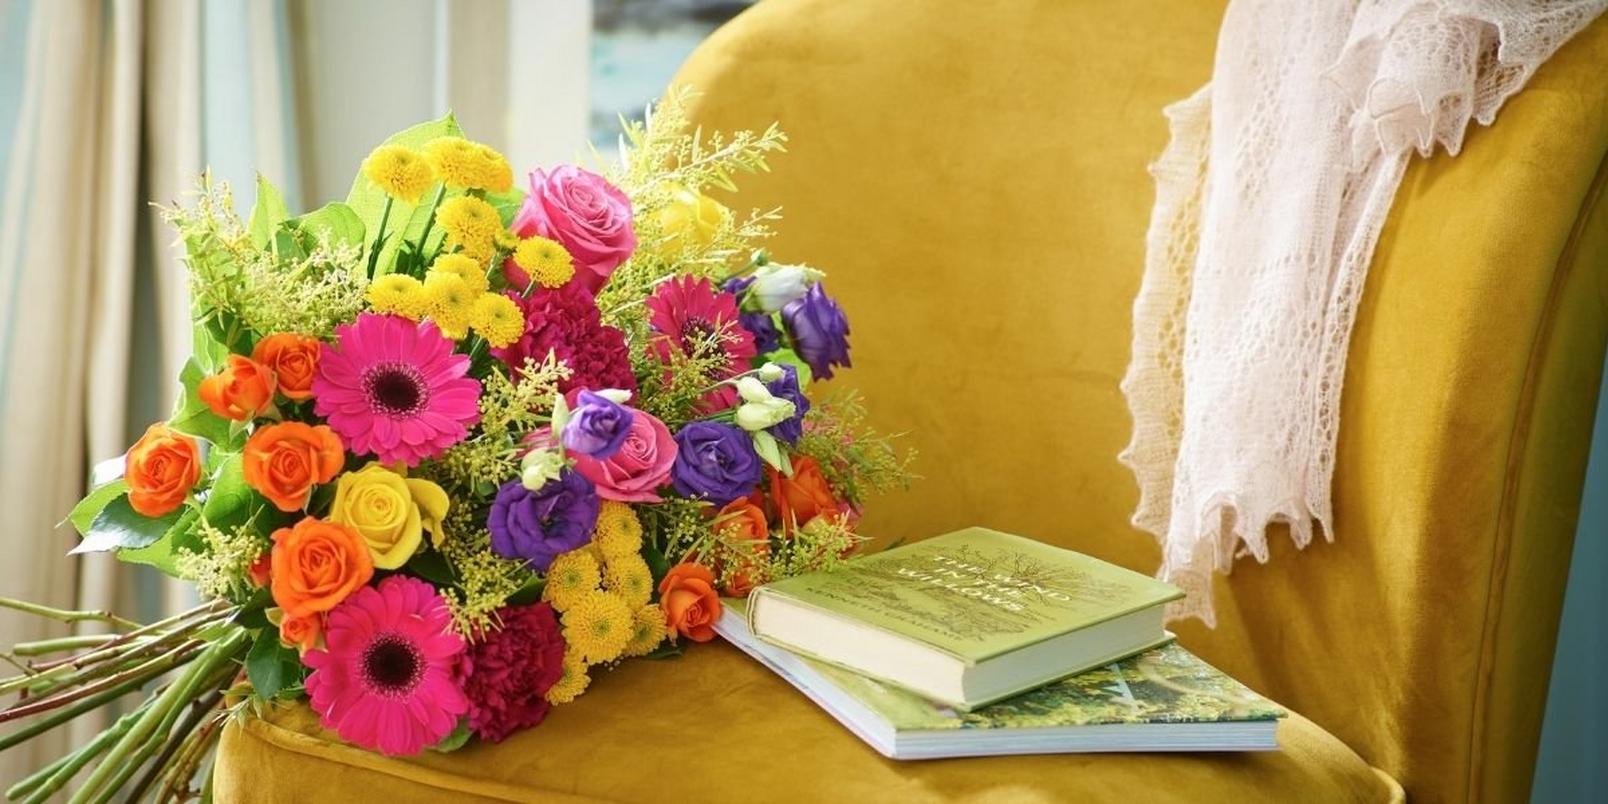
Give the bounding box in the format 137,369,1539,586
713,499,769,597
658,562,721,643
278,613,322,652
252,334,321,401
242,422,345,512
769,456,840,533
124,423,201,517
269,518,374,619
197,355,277,421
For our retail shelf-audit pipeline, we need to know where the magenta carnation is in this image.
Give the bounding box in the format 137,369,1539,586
312,313,481,466
458,603,566,742
645,276,756,410
490,285,636,394
303,576,469,756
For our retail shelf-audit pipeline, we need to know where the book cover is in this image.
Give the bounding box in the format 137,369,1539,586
718,601,1285,758
749,527,1183,664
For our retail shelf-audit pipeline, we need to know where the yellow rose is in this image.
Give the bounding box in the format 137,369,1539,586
328,463,450,569
655,186,729,253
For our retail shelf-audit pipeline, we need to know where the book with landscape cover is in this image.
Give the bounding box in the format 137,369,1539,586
747,527,1183,710
717,601,1284,759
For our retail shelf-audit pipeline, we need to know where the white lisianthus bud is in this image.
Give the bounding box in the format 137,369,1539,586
596,388,632,405
734,376,774,404
750,263,824,312
520,448,565,489
735,398,796,432
755,362,785,382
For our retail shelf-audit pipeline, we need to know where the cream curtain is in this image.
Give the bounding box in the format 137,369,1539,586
0,0,297,782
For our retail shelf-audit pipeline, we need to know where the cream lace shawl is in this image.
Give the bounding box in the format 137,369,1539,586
1122,0,1605,625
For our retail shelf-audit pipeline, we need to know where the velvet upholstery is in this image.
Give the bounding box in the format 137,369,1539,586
214,2,1608,801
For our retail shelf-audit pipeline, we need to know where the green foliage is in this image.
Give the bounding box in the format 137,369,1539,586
245,628,301,698
119,508,205,578
630,325,741,430
286,202,365,250
427,355,569,499
67,479,128,535
247,174,289,249
70,496,187,554
794,390,916,507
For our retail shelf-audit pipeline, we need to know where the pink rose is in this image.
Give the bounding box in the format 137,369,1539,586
571,406,676,503
508,166,637,295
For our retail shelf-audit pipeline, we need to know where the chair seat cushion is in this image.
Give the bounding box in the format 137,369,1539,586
215,641,1404,803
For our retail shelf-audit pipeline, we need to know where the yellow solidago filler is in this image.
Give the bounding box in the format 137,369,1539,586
362,144,435,204
512,236,575,289
592,501,644,559
423,270,475,339
423,137,512,192
546,651,591,704
430,253,489,293
542,549,601,612
624,604,669,658
366,274,428,320
470,293,523,349
561,590,633,664
603,552,654,607
435,195,501,261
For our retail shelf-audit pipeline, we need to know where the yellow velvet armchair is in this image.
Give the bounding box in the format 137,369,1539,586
214,2,1608,801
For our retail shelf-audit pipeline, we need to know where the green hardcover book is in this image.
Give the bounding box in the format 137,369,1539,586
717,601,1284,759
747,527,1183,710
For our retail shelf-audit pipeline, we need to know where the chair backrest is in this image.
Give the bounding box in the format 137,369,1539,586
675,3,1608,801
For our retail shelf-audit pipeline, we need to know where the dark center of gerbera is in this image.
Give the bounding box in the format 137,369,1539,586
361,634,425,697
362,362,429,417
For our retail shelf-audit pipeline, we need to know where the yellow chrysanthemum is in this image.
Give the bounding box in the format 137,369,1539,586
545,651,591,705
602,553,654,607
512,236,575,289
592,501,644,559
560,590,633,664
470,293,524,349
365,274,428,320
423,137,513,192
423,270,475,337
435,195,501,261
542,549,601,612
361,144,435,204
624,605,669,657
430,253,489,293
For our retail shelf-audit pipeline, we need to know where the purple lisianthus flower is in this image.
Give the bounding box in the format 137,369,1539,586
722,277,783,354
765,364,810,444
671,421,762,505
781,284,851,380
562,391,635,459
488,470,599,572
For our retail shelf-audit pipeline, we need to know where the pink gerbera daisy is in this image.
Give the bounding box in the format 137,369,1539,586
313,313,481,466
645,276,756,409
303,576,469,756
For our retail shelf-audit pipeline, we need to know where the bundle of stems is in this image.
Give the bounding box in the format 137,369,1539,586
0,598,248,803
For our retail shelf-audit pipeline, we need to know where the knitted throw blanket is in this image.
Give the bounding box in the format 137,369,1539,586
1121,0,1605,625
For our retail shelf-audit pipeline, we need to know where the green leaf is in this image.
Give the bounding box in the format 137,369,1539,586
118,506,203,577
751,430,786,473
191,320,229,373
169,357,236,447
201,453,255,532
245,629,297,698
346,115,463,275
71,495,183,554
431,720,474,753
405,549,459,587
67,479,129,536
247,174,289,250
288,202,365,249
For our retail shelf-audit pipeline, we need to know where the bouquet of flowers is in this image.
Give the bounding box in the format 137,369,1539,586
0,89,910,802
